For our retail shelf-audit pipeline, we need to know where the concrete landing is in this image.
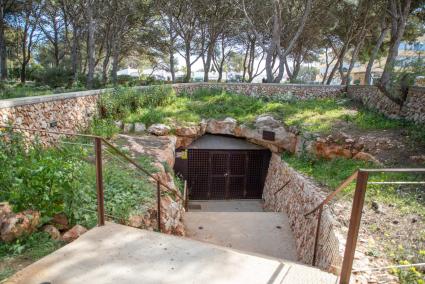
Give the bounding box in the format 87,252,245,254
184,211,298,261
7,223,338,284
188,200,264,212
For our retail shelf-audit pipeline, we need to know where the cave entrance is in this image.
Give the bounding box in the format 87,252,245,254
174,134,271,200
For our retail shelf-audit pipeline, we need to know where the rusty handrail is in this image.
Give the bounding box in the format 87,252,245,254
301,167,425,284
305,171,359,217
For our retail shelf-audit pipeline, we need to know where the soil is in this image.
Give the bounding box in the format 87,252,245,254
332,120,425,167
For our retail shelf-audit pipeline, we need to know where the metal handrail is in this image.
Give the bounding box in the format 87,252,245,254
302,167,425,284
304,171,359,217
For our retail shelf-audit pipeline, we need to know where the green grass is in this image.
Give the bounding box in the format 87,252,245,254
101,88,424,143
283,153,425,216
0,232,64,281
0,82,86,100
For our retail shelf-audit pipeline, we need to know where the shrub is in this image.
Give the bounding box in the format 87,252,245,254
0,129,156,228
33,67,74,88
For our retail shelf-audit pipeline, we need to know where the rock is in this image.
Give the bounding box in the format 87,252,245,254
114,121,123,129
148,124,171,136
314,142,353,159
176,136,194,148
42,225,61,240
392,220,399,225
51,212,69,231
123,123,133,133
206,117,237,135
353,152,381,165
175,125,200,138
62,224,88,242
0,202,12,225
371,201,382,214
0,210,40,242
128,215,148,228
254,115,281,129
134,122,146,133
410,155,425,163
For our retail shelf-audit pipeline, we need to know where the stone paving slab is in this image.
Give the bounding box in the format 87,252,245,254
7,223,338,284
184,211,298,261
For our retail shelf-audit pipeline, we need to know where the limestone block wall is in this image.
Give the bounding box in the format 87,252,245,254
0,90,104,134
347,85,425,124
263,153,344,273
173,82,346,100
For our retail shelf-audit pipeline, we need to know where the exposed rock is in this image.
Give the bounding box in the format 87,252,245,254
371,201,383,214
0,210,41,242
128,214,151,228
62,224,88,242
42,225,61,240
160,195,184,236
176,136,194,148
206,117,237,135
314,141,352,159
123,123,133,133
410,155,425,163
51,212,69,231
134,122,146,133
254,115,281,129
353,152,381,165
175,125,200,138
0,202,12,225
148,124,171,136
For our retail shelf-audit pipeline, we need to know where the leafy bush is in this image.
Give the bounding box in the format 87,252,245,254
87,117,119,138
33,67,74,88
98,85,175,120
0,129,156,228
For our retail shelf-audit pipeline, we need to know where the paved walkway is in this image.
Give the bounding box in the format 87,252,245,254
7,223,337,284
184,200,298,261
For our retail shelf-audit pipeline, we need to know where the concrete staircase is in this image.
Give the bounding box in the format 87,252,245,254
8,222,338,284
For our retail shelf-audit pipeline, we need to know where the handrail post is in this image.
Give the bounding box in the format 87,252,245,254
94,137,105,226
157,181,161,232
339,170,369,284
312,205,323,266
184,180,188,211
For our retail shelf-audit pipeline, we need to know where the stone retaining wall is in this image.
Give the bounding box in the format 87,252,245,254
347,85,425,124
1,83,423,138
263,153,344,273
173,82,345,100
0,89,105,133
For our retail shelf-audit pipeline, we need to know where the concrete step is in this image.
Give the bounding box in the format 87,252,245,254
184,211,298,261
8,223,338,284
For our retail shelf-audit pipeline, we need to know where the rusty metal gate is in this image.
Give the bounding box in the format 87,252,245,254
187,149,271,200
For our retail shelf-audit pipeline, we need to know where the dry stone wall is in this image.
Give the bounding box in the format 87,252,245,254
263,153,344,273
0,90,103,134
347,85,425,124
173,82,345,100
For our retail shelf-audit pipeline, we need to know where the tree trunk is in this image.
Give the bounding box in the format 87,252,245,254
71,26,79,83
365,25,388,85
203,44,214,82
326,44,347,85
0,6,7,81
102,48,111,85
86,2,95,89
184,43,191,82
378,0,411,105
111,37,120,85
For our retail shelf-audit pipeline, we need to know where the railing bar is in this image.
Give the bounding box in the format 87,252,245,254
305,171,358,217
157,181,161,232
362,168,425,173
0,125,102,139
312,206,323,266
102,138,184,201
339,171,369,284
94,137,105,226
368,181,425,184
